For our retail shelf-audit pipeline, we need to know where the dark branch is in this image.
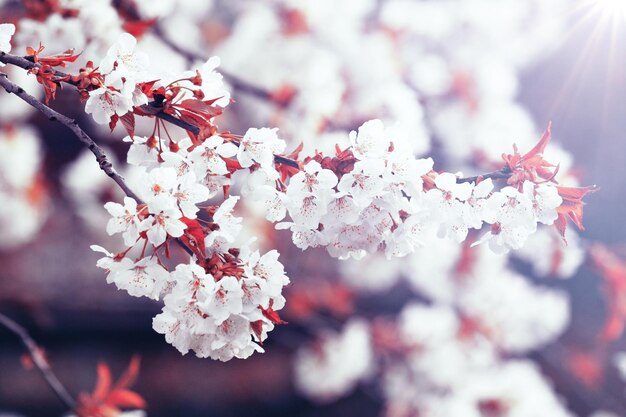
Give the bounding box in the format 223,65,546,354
1,52,505,186
0,52,200,135
0,74,196,256
0,73,140,200
457,166,512,184
0,312,76,410
152,25,277,104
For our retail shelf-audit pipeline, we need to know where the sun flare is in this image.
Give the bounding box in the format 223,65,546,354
595,0,626,18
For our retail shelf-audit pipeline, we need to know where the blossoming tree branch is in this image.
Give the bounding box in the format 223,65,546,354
0,22,597,362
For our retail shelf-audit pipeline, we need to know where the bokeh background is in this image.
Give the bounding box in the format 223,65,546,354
1,1,626,416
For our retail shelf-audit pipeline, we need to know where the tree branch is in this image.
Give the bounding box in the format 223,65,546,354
1,52,509,186
152,25,277,104
0,73,140,200
0,73,193,255
0,52,200,135
456,166,512,184
0,73,195,256
0,312,76,410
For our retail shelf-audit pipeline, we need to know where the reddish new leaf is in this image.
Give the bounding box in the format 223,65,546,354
502,124,559,189
179,217,206,259
76,356,146,417
554,185,598,238
120,112,136,139
106,389,146,409
123,18,157,38
261,306,288,325
92,363,113,402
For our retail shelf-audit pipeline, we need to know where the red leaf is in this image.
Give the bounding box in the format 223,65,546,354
38,49,81,68
92,363,113,402
114,354,141,389
179,217,206,259
502,123,560,188
523,122,551,161
178,99,222,118
123,18,157,38
554,185,598,238
107,389,147,409
261,306,287,325
109,114,119,132
75,356,146,417
251,320,264,343
285,142,304,161
120,112,136,139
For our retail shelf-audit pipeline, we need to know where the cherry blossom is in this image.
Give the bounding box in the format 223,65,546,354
99,32,150,82
196,56,231,108
189,135,238,176
237,127,286,169
104,196,144,246
141,201,187,246
84,85,134,125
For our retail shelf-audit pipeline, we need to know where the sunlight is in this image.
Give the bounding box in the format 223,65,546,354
595,0,626,18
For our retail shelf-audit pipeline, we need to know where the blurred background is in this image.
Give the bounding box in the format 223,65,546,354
1,1,626,416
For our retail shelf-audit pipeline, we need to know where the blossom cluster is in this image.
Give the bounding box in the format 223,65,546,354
84,44,290,358
0,5,608,417
92,129,290,360
244,119,566,259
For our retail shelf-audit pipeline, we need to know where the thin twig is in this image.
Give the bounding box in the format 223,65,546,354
152,25,277,103
456,166,512,184
0,312,76,410
1,52,507,183
0,73,140,200
0,52,200,135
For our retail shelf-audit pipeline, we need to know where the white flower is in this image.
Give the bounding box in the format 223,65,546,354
160,140,194,177
252,185,287,222
243,249,290,300
462,178,494,229
287,160,338,199
99,32,150,81
337,160,386,208
237,127,286,168
174,173,210,219
170,262,216,303
137,167,179,212
91,245,134,281
104,196,143,246
189,135,238,176
205,196,242,250
524,181,562,225
206,314,262,361
350,119,390,160
92,245,169,300
125,135,162,168
141,200,187,246
198,56,231,108
434,173,473,201
0,23,15,54
200,276,244,324
474,186,537,253
85,86,133,125
109,256,171,300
